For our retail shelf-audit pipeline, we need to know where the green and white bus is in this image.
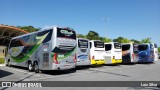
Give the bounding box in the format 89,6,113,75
5,26,77,73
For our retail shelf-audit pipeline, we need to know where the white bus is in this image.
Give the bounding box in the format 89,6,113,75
76,38,90,66
104,42,122,64
122,43,138,63
89,40,105,65
5,26,77,73
151,43,158,62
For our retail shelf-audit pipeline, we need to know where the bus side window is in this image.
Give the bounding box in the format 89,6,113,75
90,42,92,49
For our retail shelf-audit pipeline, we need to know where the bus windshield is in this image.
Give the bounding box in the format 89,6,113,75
122,44,130,51
114,43,121,49
78,39,88,48
138,45,148,51
57,28,76,40
94,41,104,48
105,44,112,51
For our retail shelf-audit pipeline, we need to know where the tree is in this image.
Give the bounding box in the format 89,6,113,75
86,31,99,40
17,25,40,33
76,34,86,38
113,37,131,43
121,38,131,43
130,39,141,44
158,47,160,53
99,37,112,43
141,38,151,43
113,37,124,43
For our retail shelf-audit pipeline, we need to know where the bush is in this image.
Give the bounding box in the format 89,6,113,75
0,58,5,64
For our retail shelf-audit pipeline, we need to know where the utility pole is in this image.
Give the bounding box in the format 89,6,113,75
103,17,109,38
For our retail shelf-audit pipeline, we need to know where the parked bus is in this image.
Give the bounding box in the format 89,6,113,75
138,43,158,63
122,43,138,64
152,43,158,61
104,42,122,64
89,40,105,65
76,38,90,66
5,26,77,73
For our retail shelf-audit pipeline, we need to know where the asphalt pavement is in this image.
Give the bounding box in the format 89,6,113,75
0,60,160,90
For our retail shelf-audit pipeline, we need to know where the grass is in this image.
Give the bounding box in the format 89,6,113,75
0,58,5,64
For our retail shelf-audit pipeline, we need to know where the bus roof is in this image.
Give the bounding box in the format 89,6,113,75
105,42,120,44
77,38,89,41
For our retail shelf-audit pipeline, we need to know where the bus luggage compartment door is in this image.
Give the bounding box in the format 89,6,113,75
43,53,49,68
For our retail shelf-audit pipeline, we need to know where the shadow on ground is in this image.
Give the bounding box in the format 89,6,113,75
0,69,13,78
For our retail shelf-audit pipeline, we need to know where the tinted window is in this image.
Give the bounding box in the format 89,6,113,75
94,41,104,48
105,44,112,51
37,29,53,43
154,44,158,48
78,39,88,48
122,44,130,51
9,38,23,48
133,44,138,53
138,45,148,51
57,28,76,40
114,43,121,49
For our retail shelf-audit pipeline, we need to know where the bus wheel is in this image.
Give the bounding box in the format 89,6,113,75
28,62,33,72
34,62,39,73
8,60,11,67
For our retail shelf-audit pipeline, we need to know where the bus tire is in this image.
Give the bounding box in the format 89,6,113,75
28,61,33,72
8,60,11,67
34,62,39,73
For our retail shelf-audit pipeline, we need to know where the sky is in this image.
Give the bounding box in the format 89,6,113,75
0,0,160,45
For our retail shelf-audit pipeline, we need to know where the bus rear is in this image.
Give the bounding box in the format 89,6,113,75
90,40,105,65
122,43,138,63
151,43,158,61
104,43,112,64
76,38,90,66
51,27,77,70
138,44,153,63
113,42,122,64
122,44,131,63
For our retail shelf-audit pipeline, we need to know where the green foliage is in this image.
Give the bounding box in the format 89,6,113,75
113,37,131,43
17,26,40,33
0,58,5,64
158,47,160,53
99,37,112,43
86,31,99,40
130,39,141,44
113,37,124,43
121,38,131,43
77,34,86,38
141,38,151,43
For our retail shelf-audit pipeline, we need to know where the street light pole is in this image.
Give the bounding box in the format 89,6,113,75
103,17,109,38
